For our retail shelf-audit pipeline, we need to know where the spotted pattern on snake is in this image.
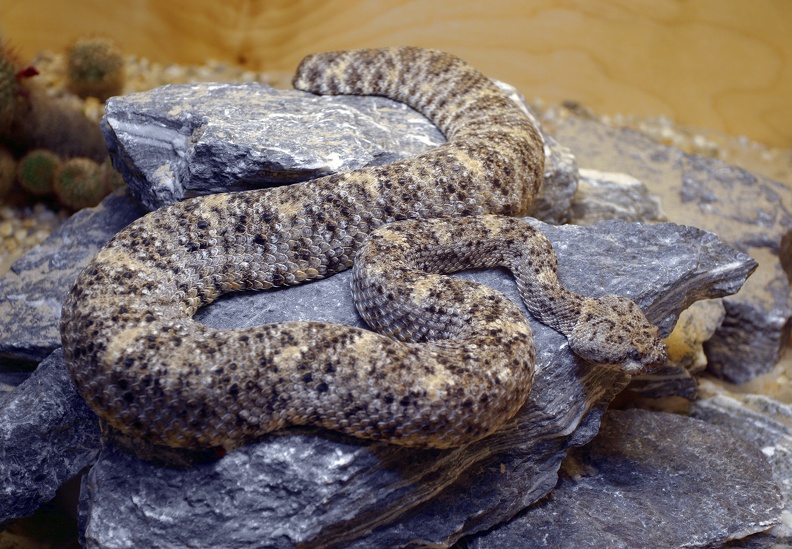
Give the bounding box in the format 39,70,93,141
60,47,666,451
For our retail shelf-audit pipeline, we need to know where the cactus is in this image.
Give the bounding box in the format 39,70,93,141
17,148,61,196
0,41,32,137
22,87,109,161
0,39,107,161
0,46,17,131
100,159,126,194
0,145,15,199
54,157,106,210
66,37,125,101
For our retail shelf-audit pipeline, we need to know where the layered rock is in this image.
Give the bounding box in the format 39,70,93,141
467,409,782,548
0,191,147,370
0,349,99,526
77,214,756,548
551,114,792,383
100,80,577,223
0,79,785,547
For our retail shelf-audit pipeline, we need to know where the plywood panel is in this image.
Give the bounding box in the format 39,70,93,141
0,0,790,146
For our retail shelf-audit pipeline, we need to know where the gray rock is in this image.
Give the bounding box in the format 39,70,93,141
627,363,700,400
571,168,665,225
533,133,578,225
0,349,100,526
0,191,145,370
551,115,792,383
0,189,147,371
100,80,576,224
467,409,782,549
503,84,578,225
692,383,792,544
77,219,755,548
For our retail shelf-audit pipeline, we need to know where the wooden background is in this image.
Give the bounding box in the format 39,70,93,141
1,0,790,147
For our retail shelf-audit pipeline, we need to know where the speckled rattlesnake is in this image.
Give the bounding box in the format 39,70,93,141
60,47,666,450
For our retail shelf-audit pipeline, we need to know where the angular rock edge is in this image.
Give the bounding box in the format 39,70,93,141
552,114,792,383
466,409,782,548
0,190,148,368
0,349,100,525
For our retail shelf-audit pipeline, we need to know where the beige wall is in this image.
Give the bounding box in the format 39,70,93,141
1,0,790,147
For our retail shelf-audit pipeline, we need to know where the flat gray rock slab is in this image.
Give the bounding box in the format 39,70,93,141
102,82,442,207
553,114,792,383
76,219,756,549
692,384,792,544
101,80,577,223
467,409,782,549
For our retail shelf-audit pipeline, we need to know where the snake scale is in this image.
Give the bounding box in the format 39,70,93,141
60,47,666,450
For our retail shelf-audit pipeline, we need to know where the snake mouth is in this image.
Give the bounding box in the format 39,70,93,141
619,358,651,376
621,342,668,376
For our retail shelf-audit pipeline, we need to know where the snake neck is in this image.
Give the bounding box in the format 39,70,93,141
515,280,585,336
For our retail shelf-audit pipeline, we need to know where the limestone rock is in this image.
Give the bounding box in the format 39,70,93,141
551,115,792,383
0,349,100,526
466,409,782,548
0,190,147,371
100,80,577,224
76,219,755,548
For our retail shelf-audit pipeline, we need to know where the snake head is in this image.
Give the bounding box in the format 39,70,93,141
568,295,667,374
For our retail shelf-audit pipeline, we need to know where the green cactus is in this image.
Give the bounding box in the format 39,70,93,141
100,159,126,194
0,48,19,132
22,89,109,161
54,157,107,210
0,145,15,199
66,37,125,101
0,42,30,137
0,40,107,161
17,148,61,196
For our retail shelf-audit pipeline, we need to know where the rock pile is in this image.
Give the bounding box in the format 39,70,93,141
0,79,788,547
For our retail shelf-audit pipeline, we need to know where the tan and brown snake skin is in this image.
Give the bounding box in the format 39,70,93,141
60,47,666,450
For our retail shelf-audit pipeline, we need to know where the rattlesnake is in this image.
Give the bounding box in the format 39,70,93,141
60,47,666,450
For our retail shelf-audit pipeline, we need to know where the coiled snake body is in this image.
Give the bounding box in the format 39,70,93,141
60,47,666,450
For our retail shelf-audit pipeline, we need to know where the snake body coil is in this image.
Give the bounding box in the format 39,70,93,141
60,47,665,450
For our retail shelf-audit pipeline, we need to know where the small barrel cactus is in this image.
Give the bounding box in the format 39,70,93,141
0,42,26,133
66,37,125,101
0,39,106,161
0,145,16,198
23,86,109,161
0,48,19,132
54,157,106,210
100,159,126,194
17,148,61,196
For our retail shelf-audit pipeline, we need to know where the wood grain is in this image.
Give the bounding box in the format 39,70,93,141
0,0,790,146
